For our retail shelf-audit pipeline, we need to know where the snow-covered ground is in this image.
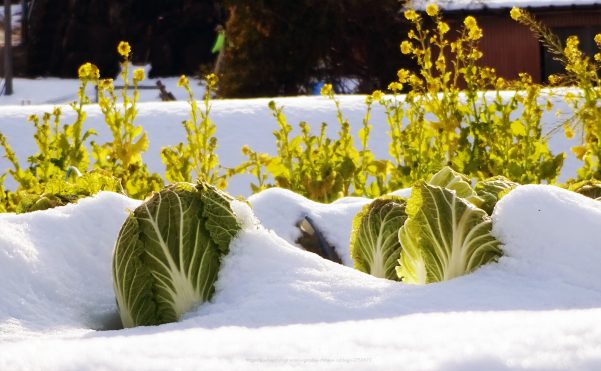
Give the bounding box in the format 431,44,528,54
0,185,600,370
0,79,599,370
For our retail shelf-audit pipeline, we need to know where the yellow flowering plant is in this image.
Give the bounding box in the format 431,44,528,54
389,5,563,184
512,8,601,179
0,64,101,212
161,73,228,189
93,41,163,199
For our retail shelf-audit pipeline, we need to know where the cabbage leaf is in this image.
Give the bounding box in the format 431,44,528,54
475,176,519,215
112,181,240,328
429,166,483,206
397,181,502,284
350,196,407,280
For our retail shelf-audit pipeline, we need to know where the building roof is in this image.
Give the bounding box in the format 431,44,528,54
409,0,601,11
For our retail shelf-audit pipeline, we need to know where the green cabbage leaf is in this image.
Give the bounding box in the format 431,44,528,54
397,181,502,284
350,196,407,280
428,166,483,207
475,176,519,215
112,181,241,328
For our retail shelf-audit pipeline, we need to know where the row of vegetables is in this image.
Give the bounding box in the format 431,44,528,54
111,166,600,328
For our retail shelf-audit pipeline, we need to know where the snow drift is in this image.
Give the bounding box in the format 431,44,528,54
0,185,600,370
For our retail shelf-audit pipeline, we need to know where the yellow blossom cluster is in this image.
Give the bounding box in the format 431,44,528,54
117,41,131,58
320,83,333,96
463,16,482,40
78,62,100,81
133,68,145,82
400,40,412,55
404,9,419,22
425,3,439,17
510,7,523,21
206,73,218,88
177,75,189,88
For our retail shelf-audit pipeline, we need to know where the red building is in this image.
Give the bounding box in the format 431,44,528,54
411,0,601,83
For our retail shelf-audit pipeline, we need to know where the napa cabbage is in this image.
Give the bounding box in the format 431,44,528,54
349,195,407,280
397,181,502,284
112,181,241,328
475,176,519,215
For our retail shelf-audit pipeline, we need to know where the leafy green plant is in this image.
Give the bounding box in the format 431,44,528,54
0,83,97,212
349,195,407,280
475,176,519,215
397,180,502,284
93,42,163,199
161,74,228,189
566,179,601,200
238,91,365,203
17,170,120,213
112,181,242,328
395,5,563,185
511,7,601,180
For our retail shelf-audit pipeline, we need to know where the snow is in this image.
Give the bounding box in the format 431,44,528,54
410,0,601,11
0,78,599,369
0,184,600,370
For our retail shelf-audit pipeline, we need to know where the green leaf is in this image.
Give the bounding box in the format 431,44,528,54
474,176,519,215
350,195,407,280
397,182,502,284
112,181,242,328
428,166,483,206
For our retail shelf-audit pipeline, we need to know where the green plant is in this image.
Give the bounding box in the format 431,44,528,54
161,74,228,189
349,195,407,280
93,42,163,199
238,90,363,203
395,6,562,184
511,7,601,180
0,80,97,212
17,170,121,213
112,181,242,328
474,176,519,215
397,180,503,284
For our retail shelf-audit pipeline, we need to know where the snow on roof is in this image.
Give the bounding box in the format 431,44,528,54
409,0,601,11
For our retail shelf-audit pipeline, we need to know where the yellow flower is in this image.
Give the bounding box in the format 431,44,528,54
388,82,403,92
435,55,446,71
595,53,601,62
206,73,218,88
495,77,506,90
400,40,412,55
437,21,450,34
571,145,587,160
117,41,131,58
177,74,189,87
404,9,418,21
563,124,574,139
53,107,62,117
548,74,559,85
464,16,477,30
133,68,145,82
371,90,384,102
78,63,90,79
77,62,100,81
426,4,439,17
595,33,601,46
510,7,522,21
397,69,410,83
320,83,333,96
100,78,114,90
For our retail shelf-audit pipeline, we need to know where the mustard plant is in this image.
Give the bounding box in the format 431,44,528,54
511,7,601,180
161,73,228,189
93,41,163,199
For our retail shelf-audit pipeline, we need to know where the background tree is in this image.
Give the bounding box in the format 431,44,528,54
218,0,413,97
